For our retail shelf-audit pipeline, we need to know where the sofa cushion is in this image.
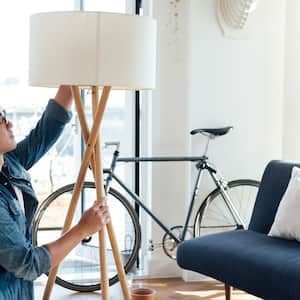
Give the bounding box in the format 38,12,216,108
269,166,300,241
249,160,300,234
177,230,300,300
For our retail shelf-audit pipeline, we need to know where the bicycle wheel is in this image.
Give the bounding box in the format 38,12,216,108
194,179,260,237
32,182,141,292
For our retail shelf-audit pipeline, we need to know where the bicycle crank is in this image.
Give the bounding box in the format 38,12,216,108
162,226,193,260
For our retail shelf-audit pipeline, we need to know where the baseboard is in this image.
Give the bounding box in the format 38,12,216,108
137,249,213,282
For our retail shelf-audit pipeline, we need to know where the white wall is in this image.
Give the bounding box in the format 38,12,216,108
148,0,191,277
148,0,286,278
188,0,285,195
283,0,300,160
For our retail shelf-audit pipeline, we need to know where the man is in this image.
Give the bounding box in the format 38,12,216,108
0,86,110,299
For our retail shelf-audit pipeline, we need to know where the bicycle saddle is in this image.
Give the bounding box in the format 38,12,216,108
190,126,233,137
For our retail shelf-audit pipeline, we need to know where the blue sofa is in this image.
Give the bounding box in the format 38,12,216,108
177,160,300,300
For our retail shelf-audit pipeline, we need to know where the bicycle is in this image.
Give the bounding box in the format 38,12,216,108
32,126,260,292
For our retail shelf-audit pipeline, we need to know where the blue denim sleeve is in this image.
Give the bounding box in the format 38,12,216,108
12,99,72,170
0,202,51,281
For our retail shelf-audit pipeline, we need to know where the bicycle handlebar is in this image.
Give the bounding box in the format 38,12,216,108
104,141,120,151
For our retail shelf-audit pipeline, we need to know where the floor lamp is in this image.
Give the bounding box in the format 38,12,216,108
29,11,156,300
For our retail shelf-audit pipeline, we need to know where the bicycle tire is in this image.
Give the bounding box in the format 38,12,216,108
193,179,260,237
32,181,141,292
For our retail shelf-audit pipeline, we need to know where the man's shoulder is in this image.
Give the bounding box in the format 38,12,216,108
3,153,31,182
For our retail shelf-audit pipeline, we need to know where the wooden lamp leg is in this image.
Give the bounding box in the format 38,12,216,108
43,86,130,300
92,86,109,299
42,86,111,300
74,86,130,299
92,87,130,299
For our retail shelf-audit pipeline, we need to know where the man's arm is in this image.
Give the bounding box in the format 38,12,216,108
0,200,109,280
0,201,52,281
54,85,72,111
45,202,110,268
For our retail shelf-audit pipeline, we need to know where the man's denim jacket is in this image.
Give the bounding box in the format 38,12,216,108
0,100,72,299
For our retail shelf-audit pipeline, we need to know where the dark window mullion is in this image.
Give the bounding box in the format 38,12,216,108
134,0,142,270
134,0,141,213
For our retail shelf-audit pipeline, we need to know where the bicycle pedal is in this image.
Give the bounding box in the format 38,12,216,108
148,240,162,251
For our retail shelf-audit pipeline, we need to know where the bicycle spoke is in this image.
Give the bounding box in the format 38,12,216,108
32,183,141,292
194,180,259,236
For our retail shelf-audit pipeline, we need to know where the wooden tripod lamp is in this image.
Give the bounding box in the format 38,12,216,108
29,11,156,300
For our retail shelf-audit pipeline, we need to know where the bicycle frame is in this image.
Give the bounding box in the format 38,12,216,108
103,148,246,244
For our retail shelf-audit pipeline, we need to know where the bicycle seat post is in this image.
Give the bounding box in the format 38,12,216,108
203,135,212,157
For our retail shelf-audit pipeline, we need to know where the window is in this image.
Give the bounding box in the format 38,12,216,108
1,1,145,285
0,1,76,200
0,0,134,200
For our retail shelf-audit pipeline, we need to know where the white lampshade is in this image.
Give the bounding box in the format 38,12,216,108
29,11,156,90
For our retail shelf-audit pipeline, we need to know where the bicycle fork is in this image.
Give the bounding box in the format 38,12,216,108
208,168,246,229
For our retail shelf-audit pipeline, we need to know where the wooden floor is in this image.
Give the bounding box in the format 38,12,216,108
35,277,261,299
134,278,261,300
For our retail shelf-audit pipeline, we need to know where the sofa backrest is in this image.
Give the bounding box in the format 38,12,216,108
248,160,299,234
